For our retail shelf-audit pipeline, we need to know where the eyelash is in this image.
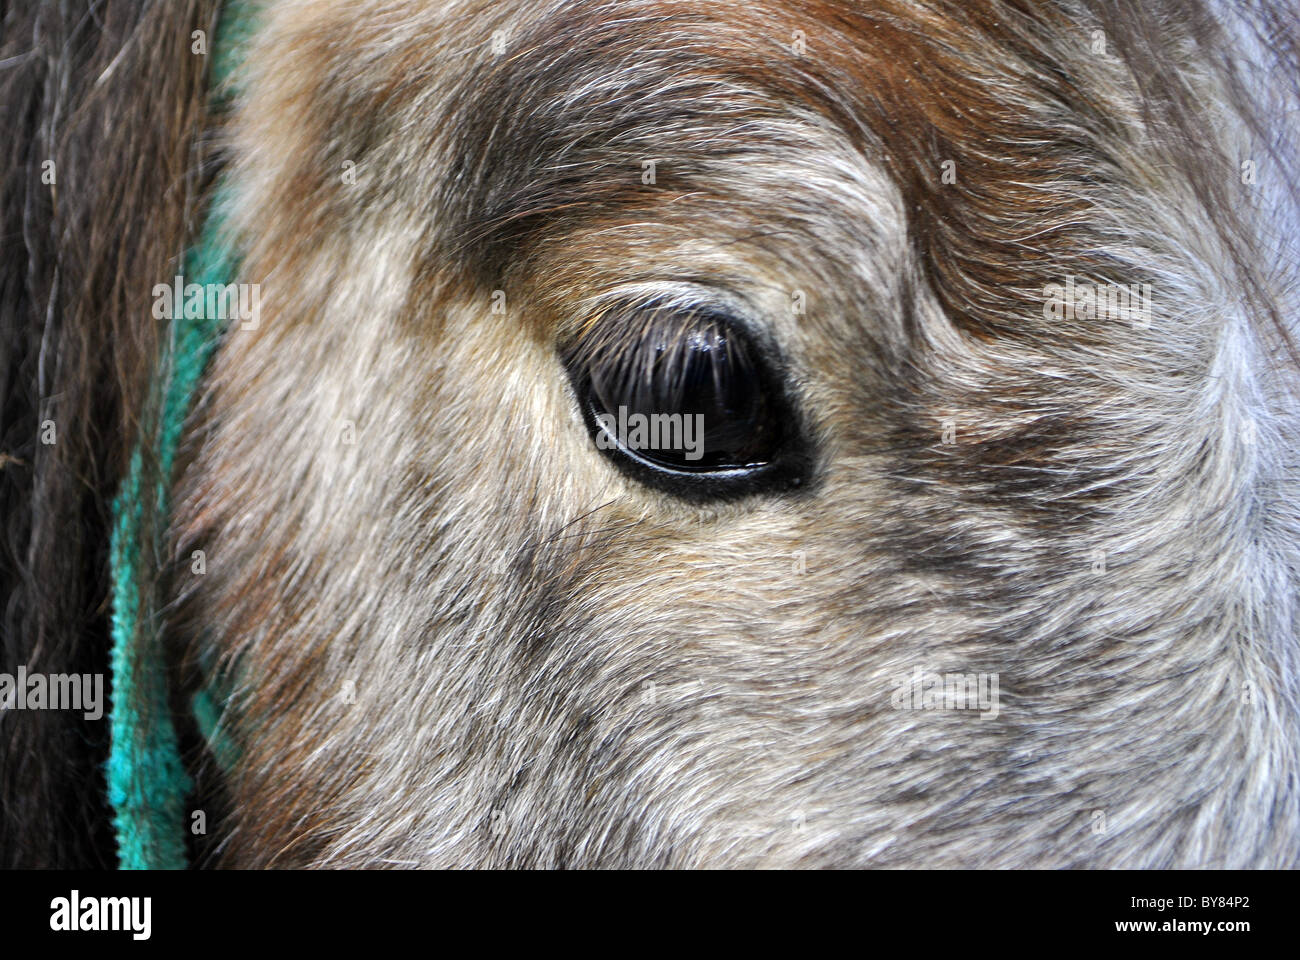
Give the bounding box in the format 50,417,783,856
561,301,813,501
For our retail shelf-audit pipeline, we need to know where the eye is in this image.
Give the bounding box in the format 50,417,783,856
563,304,810,500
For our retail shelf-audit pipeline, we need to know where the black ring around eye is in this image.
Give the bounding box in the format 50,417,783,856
564,309,812,501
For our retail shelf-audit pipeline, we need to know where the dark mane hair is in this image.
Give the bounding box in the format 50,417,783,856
0,0,219,868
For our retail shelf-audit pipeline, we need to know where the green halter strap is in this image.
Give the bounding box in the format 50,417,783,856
107,0,253,870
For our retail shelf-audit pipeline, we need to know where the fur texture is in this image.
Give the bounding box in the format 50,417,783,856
170,0,1300,867
4,0,1300,868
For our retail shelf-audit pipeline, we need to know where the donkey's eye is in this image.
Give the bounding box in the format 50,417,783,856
564,309,810,500
587,322,777,471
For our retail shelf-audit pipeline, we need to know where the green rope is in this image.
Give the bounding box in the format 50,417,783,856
106,0,254,870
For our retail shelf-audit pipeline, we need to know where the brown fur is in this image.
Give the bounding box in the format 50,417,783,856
168,0,1300,866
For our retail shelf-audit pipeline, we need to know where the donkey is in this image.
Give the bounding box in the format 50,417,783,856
2,0,1298,868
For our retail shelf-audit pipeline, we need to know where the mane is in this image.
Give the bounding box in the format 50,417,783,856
0,0,221,868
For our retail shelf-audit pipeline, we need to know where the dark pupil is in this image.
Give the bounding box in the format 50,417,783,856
586,320,779,472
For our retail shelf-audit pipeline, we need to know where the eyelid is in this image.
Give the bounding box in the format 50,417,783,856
564,296,762,382
563,281,759,345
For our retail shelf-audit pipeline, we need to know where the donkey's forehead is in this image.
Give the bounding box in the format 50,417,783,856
419,0,1122,344
241,0,1161,353
437,2,907,305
